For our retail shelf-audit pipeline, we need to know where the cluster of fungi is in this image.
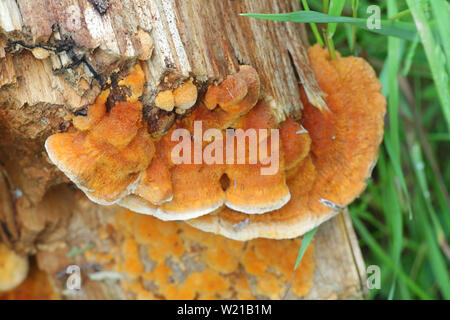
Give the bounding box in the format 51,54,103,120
1,45,385,299
45,45,386,241
88,210,315,299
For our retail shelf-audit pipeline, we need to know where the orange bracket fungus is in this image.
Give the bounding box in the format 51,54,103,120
188,45,386,240
46,64,155,205
0,243,29,292
45,45,386,241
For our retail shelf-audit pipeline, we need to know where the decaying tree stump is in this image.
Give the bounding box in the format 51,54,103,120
0,0,367,299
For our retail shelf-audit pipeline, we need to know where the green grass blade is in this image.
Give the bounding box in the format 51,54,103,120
384,165,403,300
380,41,412,219
427,133,450,141
429,0,450,76
327,0,346,38
387,0,401,168
386,2,402,299
428,170,450,232
410,143,449,261
407,0,450,131
401,34,420,76
384,125,412,219
302,0,324,46
415,197,450,299
351,0,359,54
283,227,318,299
241,11,422,41
344,23,354,53
323,0,329,13
389,9,411,22
67,241,95,258
352,216,433,299
294,227,318,270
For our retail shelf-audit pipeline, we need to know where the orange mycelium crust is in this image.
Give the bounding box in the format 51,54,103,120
0,243,29,293
188,45,386,240
173,80,198,110
80,209,315,300
154,79,198,113
154,90,175,112
0,260,59,300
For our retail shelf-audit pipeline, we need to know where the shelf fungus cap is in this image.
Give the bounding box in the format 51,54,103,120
187,45,386,240
45,64,156,205
0,244,29,292
173,80,198,110
204,75,248,110
154,90,175,112
204,65,260,116
45,46,385,242
118,101,291,221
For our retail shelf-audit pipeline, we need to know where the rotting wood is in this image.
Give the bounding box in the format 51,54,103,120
0,0,366,299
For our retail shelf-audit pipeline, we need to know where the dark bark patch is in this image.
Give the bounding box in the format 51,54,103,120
88,0,110,15
105,85,132,112
144,107,176,138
